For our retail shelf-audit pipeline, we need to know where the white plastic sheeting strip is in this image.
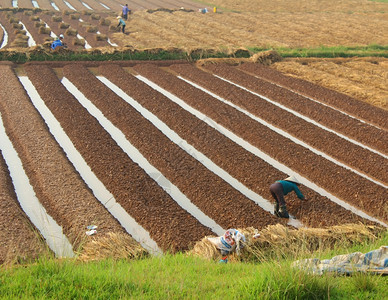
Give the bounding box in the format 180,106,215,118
0,111,74,258
19,76,162,255
31,0,39,8
0,22,8,49
96,30,117,47
51,2,59,10
63,0,76,10
99,76,303,228
217,75,388,160
81,2,92,9
182,77,388,189
137,75,387,228
19,22,36,47
62,77,225,236
12,0,17,7
99,2,110,9
76,34,91,49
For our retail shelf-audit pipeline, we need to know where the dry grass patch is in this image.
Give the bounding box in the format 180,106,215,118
77,232,148,262
99,18,110,26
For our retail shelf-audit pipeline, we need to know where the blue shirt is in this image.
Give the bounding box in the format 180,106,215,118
122,6,130,15
277,180,305,199
118,19,126,26
51,39,63,50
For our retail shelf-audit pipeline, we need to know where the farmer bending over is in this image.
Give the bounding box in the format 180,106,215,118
51,34,66,51
117,16,126,33
270,175,306,218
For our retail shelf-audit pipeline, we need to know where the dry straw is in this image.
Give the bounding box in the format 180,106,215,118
189,223,385,262
77,232,148,262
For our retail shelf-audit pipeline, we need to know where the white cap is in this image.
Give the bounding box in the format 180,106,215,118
59,34,64,38
117,16,121,19
284,175,300,184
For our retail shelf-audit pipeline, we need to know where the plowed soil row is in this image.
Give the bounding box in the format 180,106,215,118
168,63,388,185
100,63,371,227
0,64,128,254
204,64,388,156
132,63,388,223
24,64,213,252
238,63,388,130
0,151,47,264
1,61,386,262
62,64,278,230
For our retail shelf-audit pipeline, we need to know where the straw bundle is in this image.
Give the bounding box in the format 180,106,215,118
65,28,78,36
59,22,70,29
72,37,85,46
44,11,55,15
109,25,120,32
52,16,62,22
34,21,45,28
24,10,33,16
86,25,98,33
249,50,283,65
99,18,111,26
13,29,26,35
12,23,23,30
81,10,92,16
95,34,108,41
77,232,148,262
30,16,40,21
62,10,70,16
10,38,28,48
38,26,51,35
91,14,101,20
70,13,80,20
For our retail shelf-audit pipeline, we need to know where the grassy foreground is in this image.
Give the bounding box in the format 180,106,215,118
0,231,387,299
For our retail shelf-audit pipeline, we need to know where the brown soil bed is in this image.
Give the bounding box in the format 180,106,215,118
0,60,386,263
24,63,214,252
239,63,388,131
171,63,388,184
135,63,387,222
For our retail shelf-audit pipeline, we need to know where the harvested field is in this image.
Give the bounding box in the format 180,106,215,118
0,60,387,263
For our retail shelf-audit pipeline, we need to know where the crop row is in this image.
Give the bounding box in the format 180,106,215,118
0,61,386,262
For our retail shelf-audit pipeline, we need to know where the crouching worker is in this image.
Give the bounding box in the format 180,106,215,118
117,16,126,33
208,229,246,263
270,175,306,218
51,34,66,51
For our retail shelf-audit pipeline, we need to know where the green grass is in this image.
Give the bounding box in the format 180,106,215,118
1,231,387,299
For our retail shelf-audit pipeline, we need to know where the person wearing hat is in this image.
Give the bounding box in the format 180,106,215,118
117,15,126,33
51,34,66,50
269,175,306,218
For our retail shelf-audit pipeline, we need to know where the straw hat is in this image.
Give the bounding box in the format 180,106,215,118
284,175,300,184
117,16,122,19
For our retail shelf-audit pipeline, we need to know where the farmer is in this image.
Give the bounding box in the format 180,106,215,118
121,4,131,20
117,16,126,33
51,34,66,50
269,175,306,218
207,229,246,263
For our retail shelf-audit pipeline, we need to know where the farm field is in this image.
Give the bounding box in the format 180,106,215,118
0,0,387,263
0,60,387,262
